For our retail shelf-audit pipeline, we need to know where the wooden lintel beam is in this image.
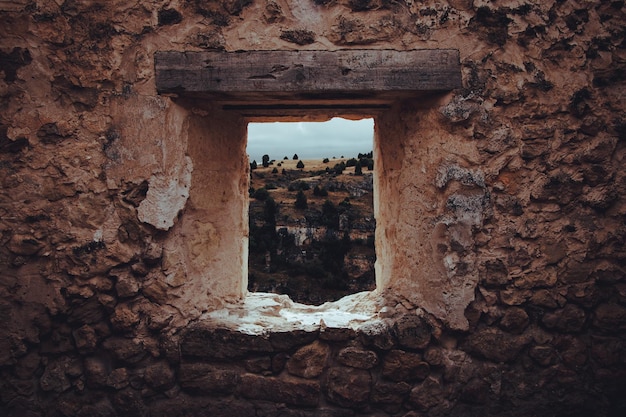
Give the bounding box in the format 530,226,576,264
155,50,462,101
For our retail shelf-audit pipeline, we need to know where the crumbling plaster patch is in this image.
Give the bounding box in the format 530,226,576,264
137,155,192,230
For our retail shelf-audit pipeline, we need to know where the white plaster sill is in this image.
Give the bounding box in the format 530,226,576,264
199,291,384,335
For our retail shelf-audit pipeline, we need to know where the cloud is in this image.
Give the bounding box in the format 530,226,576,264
247,117,374,162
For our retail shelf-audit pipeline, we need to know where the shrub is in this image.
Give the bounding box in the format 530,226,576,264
295,190,307,209
355,160,363,176
321,199,339,229
346,158,358,167
333,162,346,174
253,187,269,201
289,181,310,191
271,167,278,174
264,197,278,225
323,157,329,163
313,185,328,196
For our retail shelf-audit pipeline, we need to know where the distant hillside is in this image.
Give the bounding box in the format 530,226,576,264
248,155,376,305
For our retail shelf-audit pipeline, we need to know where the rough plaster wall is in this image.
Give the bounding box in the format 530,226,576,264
179,106,249,306
375,98,487,330
1,0,625,416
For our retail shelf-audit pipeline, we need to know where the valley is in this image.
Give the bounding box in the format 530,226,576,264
247,154,377,305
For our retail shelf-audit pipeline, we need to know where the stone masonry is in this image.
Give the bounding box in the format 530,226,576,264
1,1,625,416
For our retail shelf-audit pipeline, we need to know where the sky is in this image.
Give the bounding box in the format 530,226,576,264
246,117,374,163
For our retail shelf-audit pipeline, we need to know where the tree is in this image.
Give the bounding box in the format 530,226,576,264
271,167,278,174
323,157,329,163
295,190,307,209
293,153,299,160
321,199,339,229
313,185,328,197
296,160,305,169
262,154,270,167
289,181,309,191
250,160,257,170
264,197,278,225
355,160,363,176
346,158,357,167
333,162,345,174
253,187,269,201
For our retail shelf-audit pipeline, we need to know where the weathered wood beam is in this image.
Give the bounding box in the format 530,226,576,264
155,50,462,102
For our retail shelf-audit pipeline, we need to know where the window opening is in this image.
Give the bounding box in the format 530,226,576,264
247,117,376,305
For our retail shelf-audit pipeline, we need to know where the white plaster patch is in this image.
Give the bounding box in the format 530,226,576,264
202,291,382,335
138,156,193,230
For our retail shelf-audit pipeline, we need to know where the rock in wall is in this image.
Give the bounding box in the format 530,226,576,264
1,1,625,416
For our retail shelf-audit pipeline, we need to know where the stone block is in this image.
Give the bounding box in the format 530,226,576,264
337,347,378,369
240,374,320,407
542,304,586,333
268,329,319,351
463,328,530,363
286,340,330,379
409,377,444,411
181,327,273,359
110,304,140,332
39,358,71,393
393,314,432,349
358,321,396,350
371,380,411,405
106,368,129,390
84,356,109,388
102,337,147,364
72,325,98,353
593,303,626,332
382,350,430,382
325,367,372,409
144,361,175,391
499,307,529,334
111,388,145,417
179,363,240,394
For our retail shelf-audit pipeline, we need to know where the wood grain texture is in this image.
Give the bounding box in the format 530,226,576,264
155,50,462,99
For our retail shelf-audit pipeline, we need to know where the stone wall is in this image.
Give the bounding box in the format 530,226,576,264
1,1,625,416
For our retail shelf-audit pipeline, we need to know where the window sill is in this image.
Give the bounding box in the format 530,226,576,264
200,291,383,335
